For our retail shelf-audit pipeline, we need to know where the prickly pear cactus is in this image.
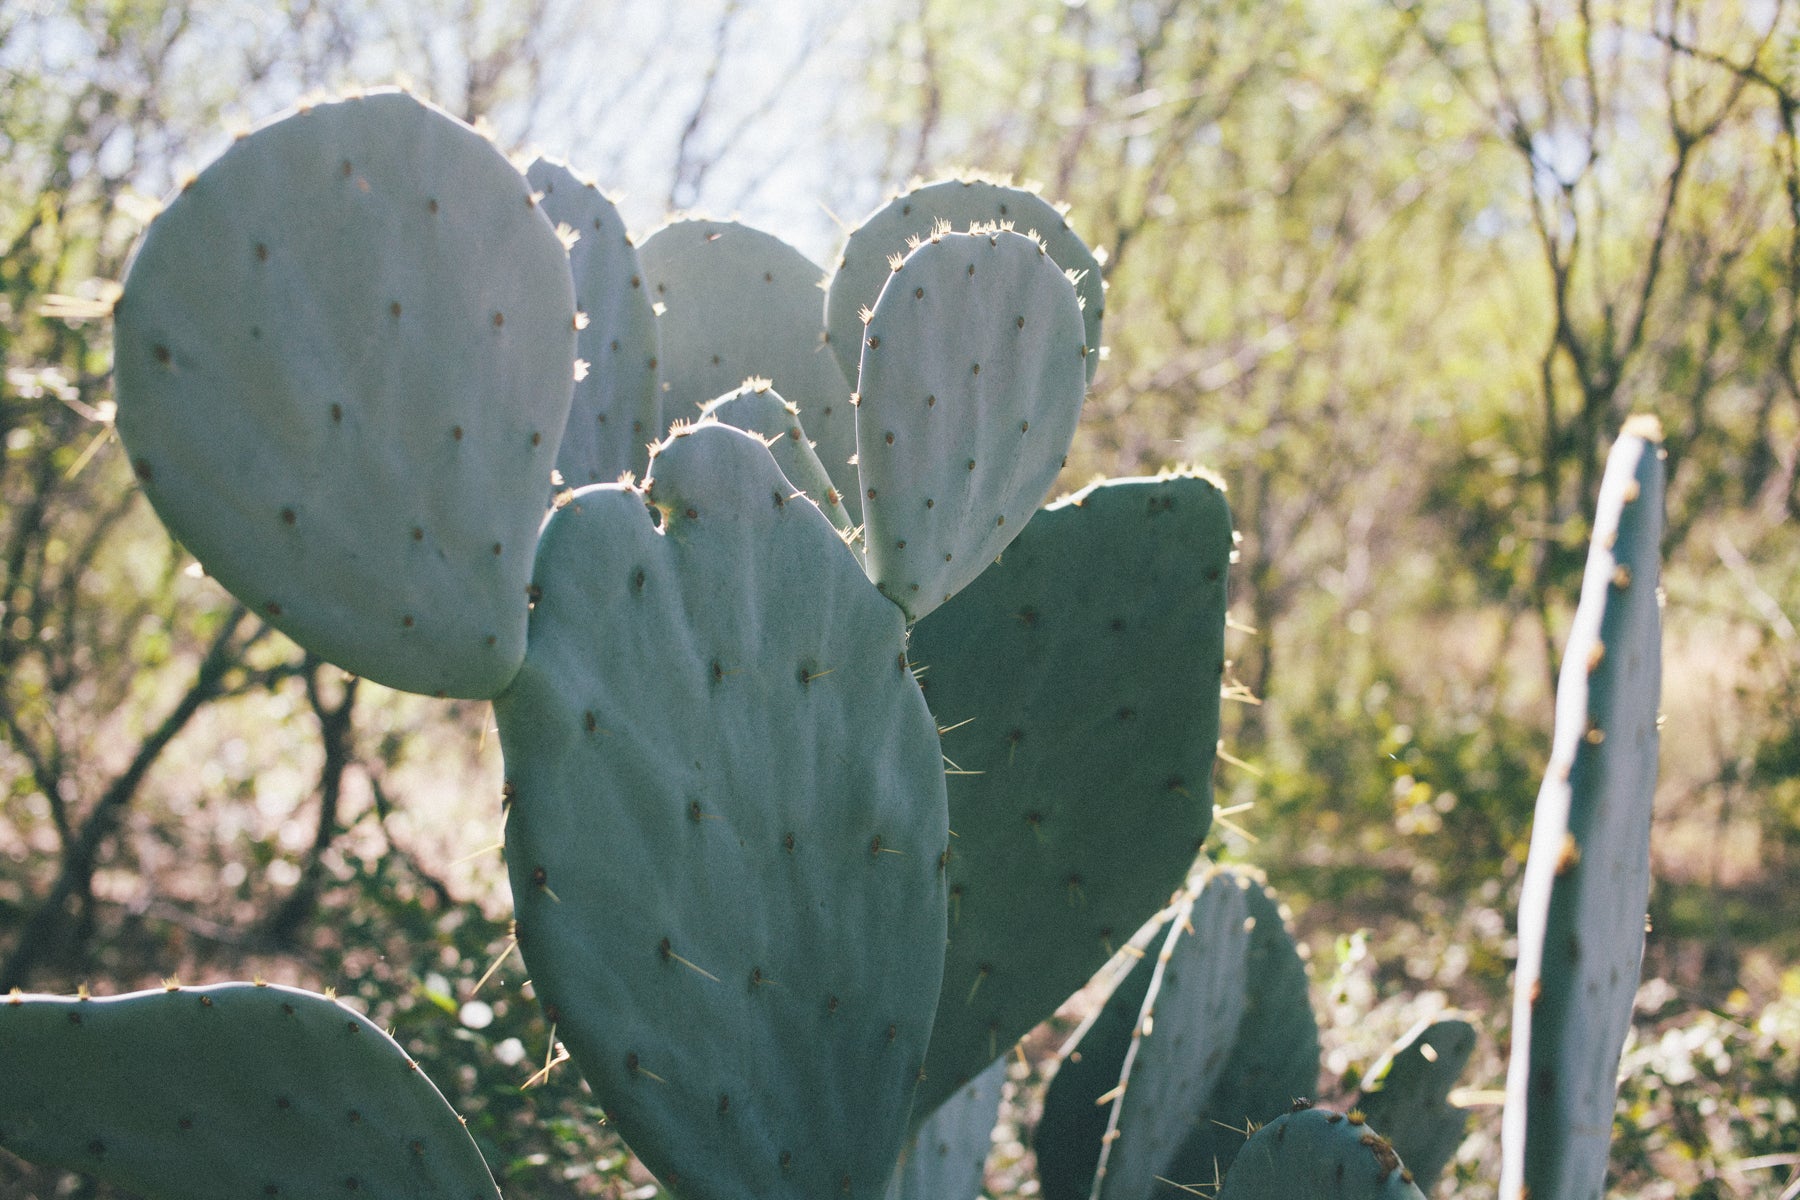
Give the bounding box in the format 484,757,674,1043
856,227,1088,621
1035,917,1167,1200
826,178,1106,386
1084,873,1253,1200
1501,417,1666,1200
1217,1107,1427,1200
112,89,577,699
493,423,948,1200
1163,870,1321,1189
1354,1016,1475,1192
885,1056,1008,1200
699,382,854,537
907,470,1230,1110
638,219,859,516
527,157,660,484
0,983,500,1200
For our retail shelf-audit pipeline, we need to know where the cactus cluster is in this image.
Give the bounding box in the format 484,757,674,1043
0,89,1667,1200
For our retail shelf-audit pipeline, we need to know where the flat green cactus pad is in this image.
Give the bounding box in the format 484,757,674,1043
113,90,575,699
1163,870,1321,1192
907,470,1230,1110
494,423,948,1200
1354,1016,1476,1193
1218,1107,1427,1200
527,158,660,484
826,178,1105,386
638,219,860,520
885,1056,1007,1200
856,228,1089,621
1502,418,1666,1200
0,983,499,1200
699,383,855,538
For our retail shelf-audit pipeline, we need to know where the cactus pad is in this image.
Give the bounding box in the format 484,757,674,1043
885,1056,1007,1200
857,228,1088,620
827,178,1105,386
527,158,660,484
907,470,1230,1110
699,382,855,538
1164,870,1321,1189
1501,417,1666,1200
1086,873,1253,1200
1354,1016,1475,1192
0,983,499,1200
638,219,859,518
1217,1107,1427,1200
494,423,948,1200
112,90,576,699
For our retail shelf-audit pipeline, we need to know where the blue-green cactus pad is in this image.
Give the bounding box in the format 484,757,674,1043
638,219,859,519
907,471,1230,1110
826,178,1105,386
1035,936,1161,1200
494,423,948,1200
1087,872,1253,1200
527,158,660,484
1354,1016,1475,1192
857,227,1088,621
0,983,500,1200
1164,870,1321,1190
885,1056,1007,1200
1501,418,1665,1200
1218,1107,1427,1200
699,383,854,537
112,90,576,699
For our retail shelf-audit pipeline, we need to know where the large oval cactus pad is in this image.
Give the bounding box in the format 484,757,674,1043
638,219,859,520
528,158,660,484
114,90,576,698
907,470,1230,1110
495,424,948,1200
858,228,1088,621
0,983,499,1200
1501,418,1665,1200
826,178,1105,386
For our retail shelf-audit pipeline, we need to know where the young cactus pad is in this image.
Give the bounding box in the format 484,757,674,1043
527,157,661,483
1084,872,1253,1200
885,1056,1008,1200
698,382,855,538
1035,926,1163,1200
637,219,860,518
1216,1107,1427,1200
906,470,1231,1110
1161,870,1321,1190
112,89,576,699
826,178,1106,386
0,983,500,1200
857,227,1089,621
493,424,948,1200
1353,1016,1476,1192
1501,417,1666,1200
